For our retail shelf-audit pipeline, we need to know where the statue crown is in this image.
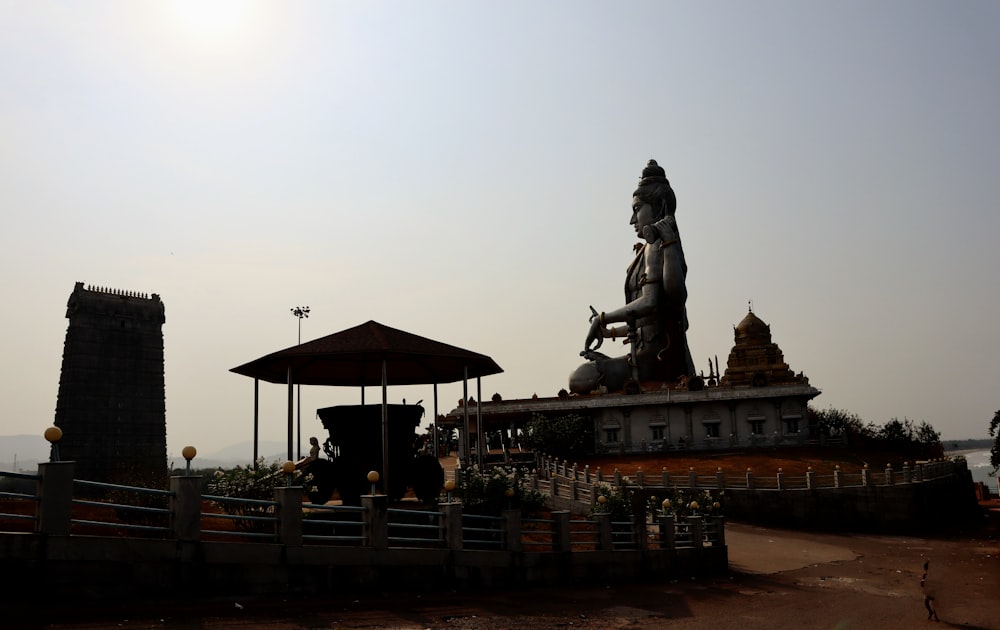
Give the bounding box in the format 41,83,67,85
639,159,668,185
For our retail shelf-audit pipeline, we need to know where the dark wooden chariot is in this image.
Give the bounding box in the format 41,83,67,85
305,404,444,505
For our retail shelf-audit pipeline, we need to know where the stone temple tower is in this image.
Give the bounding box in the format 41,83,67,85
53,282,167,484
719,307,809,389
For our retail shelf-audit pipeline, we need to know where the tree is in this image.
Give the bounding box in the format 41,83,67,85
914,421,941,447
522,413,594,459
880,418,915,444
810,406,941,457
810,407,870,440
989,410,1000,475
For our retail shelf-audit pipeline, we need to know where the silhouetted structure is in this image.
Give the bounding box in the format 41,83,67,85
720,307,811,388
53,282,167,484
316,403,432,504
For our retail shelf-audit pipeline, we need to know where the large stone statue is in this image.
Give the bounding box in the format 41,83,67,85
569,159,696,394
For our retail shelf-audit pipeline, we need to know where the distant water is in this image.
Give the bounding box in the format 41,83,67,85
953,450,996,490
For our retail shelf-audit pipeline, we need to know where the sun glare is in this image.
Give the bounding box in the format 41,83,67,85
162,0,256,49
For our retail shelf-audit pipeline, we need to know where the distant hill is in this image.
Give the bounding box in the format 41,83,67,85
944,438,992,452
0,434,49,471
177,441,290,470
0,435,291,473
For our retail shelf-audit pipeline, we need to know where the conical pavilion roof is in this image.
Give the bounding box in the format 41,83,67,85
230,320,503,386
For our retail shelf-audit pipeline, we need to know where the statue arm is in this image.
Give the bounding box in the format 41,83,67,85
661,239,686,306
649,216,687,308
603,247,663,325
584,247,663,351
584,226,689,353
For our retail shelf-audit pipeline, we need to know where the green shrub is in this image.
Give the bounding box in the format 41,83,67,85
523,413,594,459
590,479,724,521
456,465,545,516
107,464,170,528
206,459,314,531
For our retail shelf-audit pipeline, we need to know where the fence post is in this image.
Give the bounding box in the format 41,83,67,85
915,462,924,482
569,477,578,501
594,512,613,551
776,468,785,490
584,465,590,483
716,467,725,490
552,510,571,552
861,464,870,487
885,464,895,485
688,515,703,549
36,461,75,536
903,462,912,483
636,468,645,487
440,501,463,551
170,474,202,542
503,508,522,552
658,514,676,550
714,516,726,547
745,468,754,489
631,494,648,551
805,468,814,490
613,469,621,487
275,486,303,546
688,468,697,489
661,468,670,487
596,467,603,483
833,466,842,488
362,494,388,550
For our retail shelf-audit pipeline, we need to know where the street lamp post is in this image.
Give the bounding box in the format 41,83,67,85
290,306,310,459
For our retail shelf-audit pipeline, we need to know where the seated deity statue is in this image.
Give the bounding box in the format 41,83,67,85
569,159,695,394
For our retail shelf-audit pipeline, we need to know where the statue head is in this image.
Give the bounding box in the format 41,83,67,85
632,159,676,218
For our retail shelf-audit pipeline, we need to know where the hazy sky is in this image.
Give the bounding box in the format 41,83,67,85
2,1,998,460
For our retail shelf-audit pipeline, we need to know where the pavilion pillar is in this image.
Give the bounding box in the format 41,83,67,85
286,365,294,462
382,359,389,495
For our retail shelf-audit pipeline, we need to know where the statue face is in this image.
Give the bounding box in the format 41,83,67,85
630,196,658,237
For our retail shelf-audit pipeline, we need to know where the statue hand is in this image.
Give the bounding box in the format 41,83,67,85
580,349,609,361
585,316,605,352
651,216,679,243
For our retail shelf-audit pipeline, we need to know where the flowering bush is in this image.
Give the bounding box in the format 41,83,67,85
206,459,314,531
456,465,545,516
653,488,725,518
590,481,635,521
591,481,724,521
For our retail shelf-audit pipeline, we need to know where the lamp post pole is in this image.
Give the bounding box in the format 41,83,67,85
290,306,310,459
